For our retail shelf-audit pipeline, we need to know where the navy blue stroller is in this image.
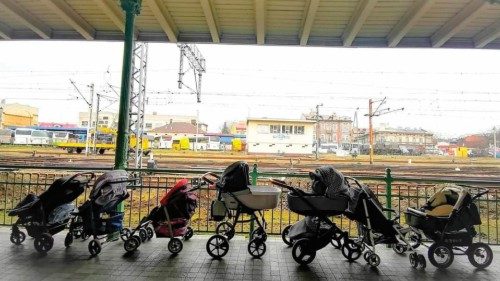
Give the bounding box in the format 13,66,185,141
9,173,91,253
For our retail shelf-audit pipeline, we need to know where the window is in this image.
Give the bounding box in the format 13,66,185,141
102,116,109,120
257,125,269,133
81,121,88,126
270,125,280,134
146,123,153,129
294,126,304,135
282,125,293,134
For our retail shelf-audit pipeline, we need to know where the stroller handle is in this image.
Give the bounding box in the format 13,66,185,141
269,178,297,192
472,188,489,201
64,172,95,187
201,172,219,185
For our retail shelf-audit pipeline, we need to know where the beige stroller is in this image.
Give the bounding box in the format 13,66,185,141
203,161,281,258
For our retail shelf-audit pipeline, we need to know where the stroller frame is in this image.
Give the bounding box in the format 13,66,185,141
10,172,92,254
346,177,425,268
122,179,202,255
203,172,271,259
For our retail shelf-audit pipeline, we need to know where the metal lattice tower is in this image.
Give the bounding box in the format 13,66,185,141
178,43,206,102
128,42,148,168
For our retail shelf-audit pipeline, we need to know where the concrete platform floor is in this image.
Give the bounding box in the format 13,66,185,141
0,227,498,281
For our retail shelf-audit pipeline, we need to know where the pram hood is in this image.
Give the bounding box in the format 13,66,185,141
148,179,198,223
160,178,189,206
309,166,349,198
426,185,469,212
90,170,129,211
217,161,250,193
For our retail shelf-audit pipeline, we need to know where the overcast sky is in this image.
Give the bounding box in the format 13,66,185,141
0,41,499,138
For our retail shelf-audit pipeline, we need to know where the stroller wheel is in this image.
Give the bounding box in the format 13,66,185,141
281,225,293,247
428,242,454,269
64,232,74,248
330,231,345,249
10,230,26,245
34,233,54,254
168,238,183,254
417,254,426,269
248,238,266,258
367,253,381,267
409,252,418,268
132,235,142,246
363,251,373,262
124,236,141,252
407,231,422,250
216,222,235,241
81,231,91,241
138,228,148,243
88,239,102,256
184,227,194,241
392,243,406,255
341,239,362,262
467,242,493,269
251,227,267,242
206,235,229,259
120,228,132,242
72,228,83,239
292,239,316,265
146,226,155,240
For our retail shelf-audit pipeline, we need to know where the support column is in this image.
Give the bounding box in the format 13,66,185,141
114,0,142,171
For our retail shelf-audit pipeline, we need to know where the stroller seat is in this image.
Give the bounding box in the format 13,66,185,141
287,193,348,216
222,186,281,210
8,194,41,217
425,204,454,217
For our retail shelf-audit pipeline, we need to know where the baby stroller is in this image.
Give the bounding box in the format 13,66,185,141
270,166,351,265
344,176,424,268
67,170,130,256
405,185,493,269
123,178,199,254
8,173,90,253
203,161,281,259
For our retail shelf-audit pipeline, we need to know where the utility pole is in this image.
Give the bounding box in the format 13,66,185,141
177,43,206,103
195,108,199,152
494,126,497,159
365,98,404,164
93,93,101,154
70,80,94,156
315,103,323,160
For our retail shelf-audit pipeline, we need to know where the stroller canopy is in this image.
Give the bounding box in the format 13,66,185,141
160,178,189,206
218,161,250,193
309,166,348,198
424,185,470,217
90,170,129,211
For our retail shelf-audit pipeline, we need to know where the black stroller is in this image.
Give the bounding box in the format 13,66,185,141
203,161,281,259
344,176,424,268
123,178,199,255
8,173,90,253
270,166,350,265
405,185,493,269
67,170,130,256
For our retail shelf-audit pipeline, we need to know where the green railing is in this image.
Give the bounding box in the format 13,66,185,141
0,164,499,244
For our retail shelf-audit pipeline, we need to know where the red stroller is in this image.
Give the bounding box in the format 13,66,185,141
123,179,199,254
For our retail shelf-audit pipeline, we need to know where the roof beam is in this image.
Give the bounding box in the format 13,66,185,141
474,19,500,48
0,0,52,39
147,0,178,42
0,22,12,39
387,0,434,47
342,0,378,47
200,0,220,43
41,0,95,40
255,0,266,44
300,0,320,46
431,0,487,48
93,0,125,32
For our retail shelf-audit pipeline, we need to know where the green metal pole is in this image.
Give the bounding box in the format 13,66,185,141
249,164,258,240
115,0,142,215
385,168,393,220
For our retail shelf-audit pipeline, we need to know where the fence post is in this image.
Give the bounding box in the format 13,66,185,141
249,164,258,240
385,168,393,220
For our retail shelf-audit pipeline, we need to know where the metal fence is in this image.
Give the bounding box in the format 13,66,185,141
0,165,498,244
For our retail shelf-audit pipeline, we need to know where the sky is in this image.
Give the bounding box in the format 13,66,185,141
0,41,499,138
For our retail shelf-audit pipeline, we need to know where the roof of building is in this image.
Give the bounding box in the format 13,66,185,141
247,117,316,123
150,122,206,134
1,1,500,49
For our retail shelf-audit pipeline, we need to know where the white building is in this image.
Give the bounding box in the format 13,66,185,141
246,118,315,155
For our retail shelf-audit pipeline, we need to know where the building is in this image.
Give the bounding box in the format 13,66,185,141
38,122,78,129
229,121,247,135
78,111,198,132
303,111,353,144
147,121,207,149
356,125,435,153
0,101,39,129
246,118,315,155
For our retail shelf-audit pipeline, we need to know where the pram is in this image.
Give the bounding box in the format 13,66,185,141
67,170,130,256
8,173,90,253
123,178,199,254
405,185,493,269
344,176,424,268
270,166,350,265
203,161,281,259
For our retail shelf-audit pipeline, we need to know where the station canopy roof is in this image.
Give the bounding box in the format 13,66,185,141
1,0,500,49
